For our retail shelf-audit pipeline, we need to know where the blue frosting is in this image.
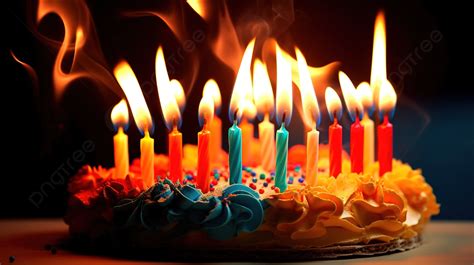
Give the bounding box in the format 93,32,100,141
113,179,264,240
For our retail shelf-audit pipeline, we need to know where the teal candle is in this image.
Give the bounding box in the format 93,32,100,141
228,122,242,184
275,123,288,192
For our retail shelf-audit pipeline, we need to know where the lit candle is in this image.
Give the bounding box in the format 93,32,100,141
228,39,255,184
339,71,364,173
378,80,397,177
370,11,388,113
114,61,154,188
197,95,214,193
202,79,222,165
295,48,320,186
253,59,275,171
356,82,375,172
275,44,293,192
325,87,343,178
111,99,130,179
156,46,185,183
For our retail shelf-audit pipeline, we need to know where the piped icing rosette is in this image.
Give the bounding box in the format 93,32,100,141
113,179,264,240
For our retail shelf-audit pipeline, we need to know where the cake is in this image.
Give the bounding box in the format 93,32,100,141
65,144,439,260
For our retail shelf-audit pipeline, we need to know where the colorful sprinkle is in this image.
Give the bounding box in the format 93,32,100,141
263,182,269,187
298,178,305,183
259,189,265,194
259,173,266,180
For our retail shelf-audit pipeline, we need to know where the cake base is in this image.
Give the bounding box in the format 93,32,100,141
66,236,422,261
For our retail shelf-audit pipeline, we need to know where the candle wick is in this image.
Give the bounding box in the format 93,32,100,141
233,108,239,124
282,112,286,124
333,111,338,125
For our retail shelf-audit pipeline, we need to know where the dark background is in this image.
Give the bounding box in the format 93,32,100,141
2,0,473,219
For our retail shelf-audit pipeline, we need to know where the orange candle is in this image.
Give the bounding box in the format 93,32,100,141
155,46,186,183
169,127,183,182
111,99,129,179
202,79,222,165
197,94,214,192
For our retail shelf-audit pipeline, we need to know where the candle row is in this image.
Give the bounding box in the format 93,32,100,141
108,12,397,193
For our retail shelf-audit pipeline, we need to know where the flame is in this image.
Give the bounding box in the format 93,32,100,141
202,79,222,114
198,95,214,128
339,71,363,122
187,0,209,21
113,61,153,134
253,59,274,120
229,39,255,122
170,79,186,113
325,87,343,122
370,11,387,106
156,46,183,131
111,99,129,130
378,79,397,119
276,44,293,126
295,48,320,129
356,82,374,114
36,0,122,100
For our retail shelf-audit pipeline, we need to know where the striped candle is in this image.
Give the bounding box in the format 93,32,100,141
228,122,242,184
275,123,288,192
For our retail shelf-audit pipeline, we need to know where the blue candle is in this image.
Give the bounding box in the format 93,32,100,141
228,121,242,184
275,123,288,192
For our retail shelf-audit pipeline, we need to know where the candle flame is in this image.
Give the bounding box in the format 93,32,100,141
111,99,129,130
296,47,320,128
325,87,342,122
339,71,363,122
156,46,183,130
187,0,209,21
356,82,374,115
253,59,274,120
229,39,255,123
370,11,387,107
378,79,397,119
276,43,293,126
198,94,214,128
170,79,186,113
202,79,222,114
114,61,153,135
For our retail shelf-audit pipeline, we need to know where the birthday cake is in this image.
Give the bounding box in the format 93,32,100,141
65,144,439,260
61,9,439,261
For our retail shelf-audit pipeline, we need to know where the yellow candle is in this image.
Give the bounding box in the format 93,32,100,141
258,115,275,171
209,116,222,165
306,128,319,185
361,113,374,173
141,130,155,188
241,119,254,166
114,127,129,179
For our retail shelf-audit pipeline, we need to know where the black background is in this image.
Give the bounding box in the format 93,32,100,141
2,0,473,219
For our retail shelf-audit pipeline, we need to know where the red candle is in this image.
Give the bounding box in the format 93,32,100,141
169,127,183,182
197,125,211,193
329,117,342,177
350,116,364,173
378,115,393,176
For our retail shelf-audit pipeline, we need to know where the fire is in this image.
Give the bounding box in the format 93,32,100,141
156,46,183,131
325,87,343,122
202,79,222,114
170,79,186,113
276,43,293,126
253,59,274,119
113,61,153,134
339,71,363,122
378,79,397,118
111,99,129,129
36,0,122,100
296,48,320,129
370,11,387,105
198,95,214,128
356,82,374,112
229,39,255,122
187,0,209,21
